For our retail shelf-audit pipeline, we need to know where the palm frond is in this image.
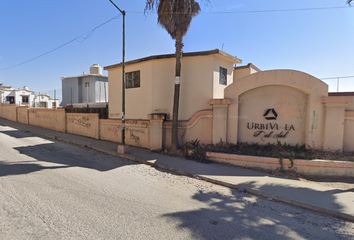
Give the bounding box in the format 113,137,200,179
155,0,201,39
145,0,160,13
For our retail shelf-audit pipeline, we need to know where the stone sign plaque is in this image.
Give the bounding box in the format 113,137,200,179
238,86,307,145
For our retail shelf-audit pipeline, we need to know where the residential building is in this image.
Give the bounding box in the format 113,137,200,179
32,94,60,108
61,64,108,107
104,49,242,120
0,86,35,106
234,63,261,81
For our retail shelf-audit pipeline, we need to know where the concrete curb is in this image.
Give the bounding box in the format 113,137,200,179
207,152,354,178
2,121,354,222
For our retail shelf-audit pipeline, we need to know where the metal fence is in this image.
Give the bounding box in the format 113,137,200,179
320,76,354,92
34,89,62,102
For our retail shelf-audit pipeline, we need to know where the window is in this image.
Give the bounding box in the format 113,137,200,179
39,102,47,108
22,96,29,103
126,70,140,89
6,96,14,104
219,67,227,85
52,102,57,108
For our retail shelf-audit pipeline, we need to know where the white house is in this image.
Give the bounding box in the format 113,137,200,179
0,86,35,106
32,94,60,108
61,64,108,107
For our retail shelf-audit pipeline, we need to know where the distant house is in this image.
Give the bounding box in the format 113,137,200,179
32,94,60,108
0,86,35,106
61,64,108,107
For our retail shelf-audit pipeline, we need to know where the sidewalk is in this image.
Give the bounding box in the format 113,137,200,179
1,118,353,222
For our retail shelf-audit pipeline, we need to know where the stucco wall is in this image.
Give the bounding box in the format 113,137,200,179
66,113,99,139
17,107,29,124
346,102,354,111
108,61,153,119
100,119,122,143
0,104,17,122
163,110,213,148
238,85,308,145
225,70,328,149
108,54,235,121
344,111,354,152
28,109,66,132
150,58,174,118
178,56,214,120
213,56,234,99
100,119,150,148
125,120,150,148
234,67,252,82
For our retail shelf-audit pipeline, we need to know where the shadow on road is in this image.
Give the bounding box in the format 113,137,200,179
0,160,69,177
0,127,137,177
12,142,136,173
240,181,351,212
0,130,33,139
163,189,350,240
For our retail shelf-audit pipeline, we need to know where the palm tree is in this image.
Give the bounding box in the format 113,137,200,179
145,0,208,152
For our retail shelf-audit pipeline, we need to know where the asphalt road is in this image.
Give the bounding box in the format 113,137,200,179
1,124,354,240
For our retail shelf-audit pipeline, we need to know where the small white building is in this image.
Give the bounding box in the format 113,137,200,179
61,64,108,107
0,86,35,106
32,94,60,108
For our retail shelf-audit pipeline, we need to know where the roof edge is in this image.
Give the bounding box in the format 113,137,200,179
61,74,108,80
235,63,261,72
104,49,242,70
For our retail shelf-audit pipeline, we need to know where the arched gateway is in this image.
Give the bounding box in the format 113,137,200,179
211,69,353,151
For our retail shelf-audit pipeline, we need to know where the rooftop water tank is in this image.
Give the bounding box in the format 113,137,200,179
90,64,102,75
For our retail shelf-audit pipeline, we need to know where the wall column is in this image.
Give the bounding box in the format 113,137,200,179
344,111,354,152
322,96,353,152
148,113,166,150
209,99,231,144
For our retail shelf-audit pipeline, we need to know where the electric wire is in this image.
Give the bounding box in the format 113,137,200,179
0,15,121,71
1,4,352,71
131,5,353,14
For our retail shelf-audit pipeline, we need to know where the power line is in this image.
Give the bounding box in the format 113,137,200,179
0,15,121,71
203,5,352,14
1,4,352,71
130,5,353,14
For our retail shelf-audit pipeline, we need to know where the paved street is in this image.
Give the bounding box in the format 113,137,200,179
1,125,354,240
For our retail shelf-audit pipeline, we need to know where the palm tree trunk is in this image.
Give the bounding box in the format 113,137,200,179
171,31,183,152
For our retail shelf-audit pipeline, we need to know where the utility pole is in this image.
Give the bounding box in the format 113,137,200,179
109,0,127,152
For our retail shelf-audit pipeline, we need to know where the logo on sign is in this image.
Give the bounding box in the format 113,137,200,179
246,108,296,141
263,108,278,120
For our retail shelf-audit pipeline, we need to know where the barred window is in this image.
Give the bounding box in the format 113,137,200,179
6,96,15,104
219,67,227,85
126,70,140,89
39,102,47,108
22,96,29,103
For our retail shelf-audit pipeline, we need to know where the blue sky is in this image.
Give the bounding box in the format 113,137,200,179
0,0,353,97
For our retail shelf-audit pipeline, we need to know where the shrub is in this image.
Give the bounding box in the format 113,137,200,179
180,139,354,162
